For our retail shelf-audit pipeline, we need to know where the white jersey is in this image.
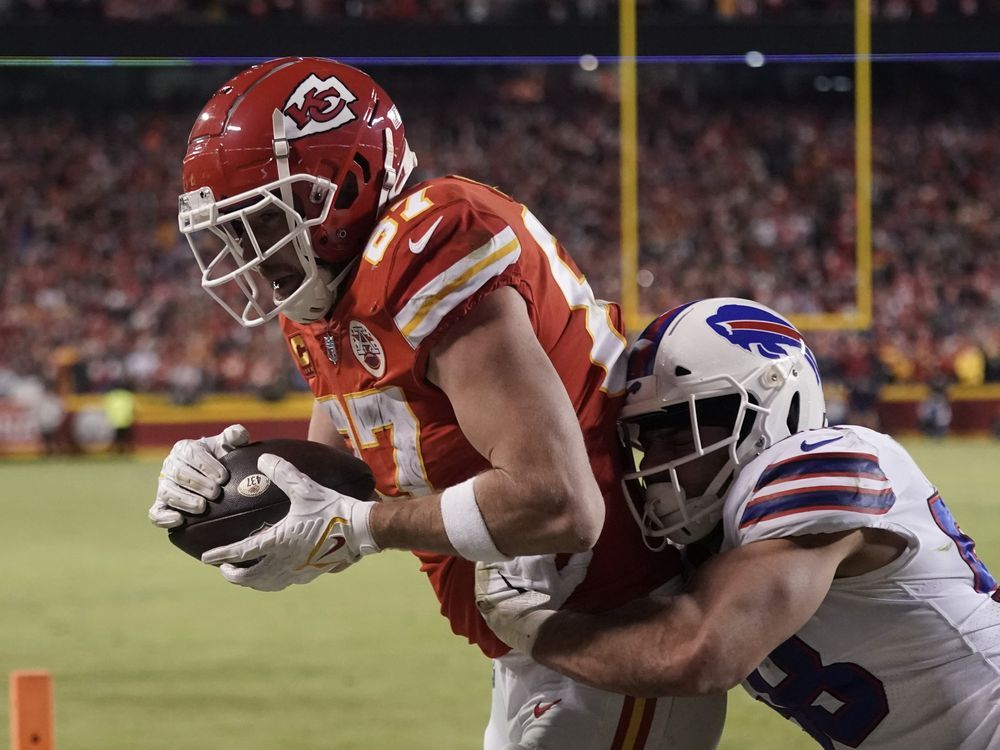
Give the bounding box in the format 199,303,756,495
721,425,1000,750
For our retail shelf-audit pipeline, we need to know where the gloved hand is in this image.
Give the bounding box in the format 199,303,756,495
150,424,250,528
475,551,592,654
200,453,380,592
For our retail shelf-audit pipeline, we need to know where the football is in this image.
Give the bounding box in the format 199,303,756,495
167,438,375,562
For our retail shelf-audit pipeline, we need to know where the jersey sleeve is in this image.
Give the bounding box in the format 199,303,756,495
728,428,899,546
381,193,528,361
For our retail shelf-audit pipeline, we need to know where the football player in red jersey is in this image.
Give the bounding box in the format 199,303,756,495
149,58,724,748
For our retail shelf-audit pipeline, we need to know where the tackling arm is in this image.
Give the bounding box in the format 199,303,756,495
527,530,863,697
369,286,605,556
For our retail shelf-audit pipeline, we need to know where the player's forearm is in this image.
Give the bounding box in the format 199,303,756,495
473,466,603,554
530,596,725,698
367,467,602,557
369,492,454,555
531,538,851,699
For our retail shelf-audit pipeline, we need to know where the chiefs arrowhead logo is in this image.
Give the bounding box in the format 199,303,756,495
282,74,358,140
349,320,386,379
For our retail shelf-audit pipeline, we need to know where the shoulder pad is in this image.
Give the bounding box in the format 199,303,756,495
360,181,523,350
725,426,897,545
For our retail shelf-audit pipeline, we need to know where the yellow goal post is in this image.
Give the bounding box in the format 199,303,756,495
618,0,873,334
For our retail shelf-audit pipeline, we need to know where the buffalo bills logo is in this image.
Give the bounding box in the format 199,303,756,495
282,74,357,140
707,303,819,381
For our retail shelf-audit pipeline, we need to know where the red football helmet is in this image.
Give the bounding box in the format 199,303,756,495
178,57,417,326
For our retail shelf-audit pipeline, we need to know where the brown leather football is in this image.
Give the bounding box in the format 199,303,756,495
167,439,375,561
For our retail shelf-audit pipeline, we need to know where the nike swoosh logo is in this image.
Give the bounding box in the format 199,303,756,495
498,572,528,594
533,699,562,719
800,436,844,452
408,216,444,254
298,516,349,570
316,536,347,561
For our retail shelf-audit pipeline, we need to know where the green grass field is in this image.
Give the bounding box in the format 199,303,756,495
2,438,997,749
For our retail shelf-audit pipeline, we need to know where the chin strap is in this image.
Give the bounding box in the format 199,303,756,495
282,257,361,325
327,257,360,303
378,130,418,214
271,109,296,211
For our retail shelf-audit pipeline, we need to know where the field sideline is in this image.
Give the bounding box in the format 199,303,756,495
2,438,997,749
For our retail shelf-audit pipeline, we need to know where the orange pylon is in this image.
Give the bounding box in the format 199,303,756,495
9,671,53,750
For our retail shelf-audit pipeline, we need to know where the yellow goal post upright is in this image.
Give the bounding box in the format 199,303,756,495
618,0,641,334
617,0,873,334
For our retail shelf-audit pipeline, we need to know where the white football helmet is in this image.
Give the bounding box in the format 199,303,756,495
620,298,826,548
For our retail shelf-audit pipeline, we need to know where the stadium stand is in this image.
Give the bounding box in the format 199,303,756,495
2,0,1000,22
0,59,997,448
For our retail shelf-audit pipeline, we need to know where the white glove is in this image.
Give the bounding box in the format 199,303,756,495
200,453,380,591
150,424,250,528
475,551,592,654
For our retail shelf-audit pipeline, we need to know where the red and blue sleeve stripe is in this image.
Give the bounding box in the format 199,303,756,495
753,452,886,492
741,452,895,530
739,485,896,529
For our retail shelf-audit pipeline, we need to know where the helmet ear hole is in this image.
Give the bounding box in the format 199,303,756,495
738,394,758,446
335,170,360,210
786,391,801,435
353,153,371,183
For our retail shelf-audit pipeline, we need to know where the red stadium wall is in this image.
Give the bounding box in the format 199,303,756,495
0,394,313,455
119,394,315,447
118,386,1000,446
876,385,1000,435
1,387,997,456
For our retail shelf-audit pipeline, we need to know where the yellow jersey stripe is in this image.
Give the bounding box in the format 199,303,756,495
394,226,521,348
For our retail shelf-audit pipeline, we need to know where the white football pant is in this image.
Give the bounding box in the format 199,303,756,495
484,650,726,750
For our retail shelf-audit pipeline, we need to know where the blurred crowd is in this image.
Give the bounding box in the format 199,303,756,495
0,68,997,415
3,0,1000,22
0,110,289,402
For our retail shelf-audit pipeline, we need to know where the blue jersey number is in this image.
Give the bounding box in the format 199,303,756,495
928,493,998,595
746,636,888,749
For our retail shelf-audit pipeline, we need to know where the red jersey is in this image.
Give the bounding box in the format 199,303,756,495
281,176,681,657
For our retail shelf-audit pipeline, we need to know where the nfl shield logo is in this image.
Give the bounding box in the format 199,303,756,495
322,333,338,364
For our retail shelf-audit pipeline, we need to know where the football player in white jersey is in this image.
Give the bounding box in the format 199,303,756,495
477,297,1000,750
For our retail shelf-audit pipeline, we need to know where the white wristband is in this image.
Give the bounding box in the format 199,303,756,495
440,477,512,562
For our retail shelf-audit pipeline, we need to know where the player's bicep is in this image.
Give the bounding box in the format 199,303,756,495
426,286,604,550
428,287,584,473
